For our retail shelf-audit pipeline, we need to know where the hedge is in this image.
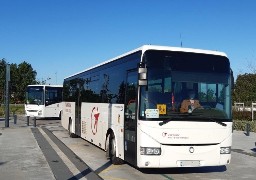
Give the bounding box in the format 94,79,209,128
0,104,25,117
232,110,256,132
233,120,256,132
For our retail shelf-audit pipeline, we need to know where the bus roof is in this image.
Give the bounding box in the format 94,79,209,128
65,45,228,79
27,85,63,88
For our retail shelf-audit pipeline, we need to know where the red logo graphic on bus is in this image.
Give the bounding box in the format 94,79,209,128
91,107,100,135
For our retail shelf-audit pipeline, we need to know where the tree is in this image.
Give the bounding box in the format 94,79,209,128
233,73,256,105
0,59,38,104
14,61,37,103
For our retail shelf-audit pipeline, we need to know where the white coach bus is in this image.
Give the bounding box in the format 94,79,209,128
25,85,63,118
62,45,233,168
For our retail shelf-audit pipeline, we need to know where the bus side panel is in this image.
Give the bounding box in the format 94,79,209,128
62,102,75,132
81,103,109,149
111,104,125,160
45,103,62,118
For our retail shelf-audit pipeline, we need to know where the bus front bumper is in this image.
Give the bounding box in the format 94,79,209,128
137,144,231,168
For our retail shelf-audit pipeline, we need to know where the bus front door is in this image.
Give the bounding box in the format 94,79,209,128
124,70,137,165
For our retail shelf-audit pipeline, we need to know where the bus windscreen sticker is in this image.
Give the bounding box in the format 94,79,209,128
145,109,159,118
157,104,166,115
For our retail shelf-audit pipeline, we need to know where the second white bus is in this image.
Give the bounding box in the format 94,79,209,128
25,85,63,118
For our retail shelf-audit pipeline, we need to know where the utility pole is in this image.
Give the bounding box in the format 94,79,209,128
5,64,10,127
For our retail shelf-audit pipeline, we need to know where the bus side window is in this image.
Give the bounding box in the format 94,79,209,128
125,70,137,128
127,99,136,120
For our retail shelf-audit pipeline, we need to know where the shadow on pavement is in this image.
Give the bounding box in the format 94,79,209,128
0,162,8,166
139,165,227,175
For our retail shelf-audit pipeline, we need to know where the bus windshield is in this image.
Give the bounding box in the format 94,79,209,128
139,50,231,121
26,86,44,105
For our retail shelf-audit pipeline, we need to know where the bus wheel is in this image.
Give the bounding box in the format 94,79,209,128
105,134,110,159
109,133,123,165
58,112,62,120
68,119,76,138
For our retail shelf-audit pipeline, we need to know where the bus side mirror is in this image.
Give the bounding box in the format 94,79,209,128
138,67,147,86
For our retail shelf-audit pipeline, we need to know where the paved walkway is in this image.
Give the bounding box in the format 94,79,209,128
0,118,55,180
0,117,102,180
232,130,256,156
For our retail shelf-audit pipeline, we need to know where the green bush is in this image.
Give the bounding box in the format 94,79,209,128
232,110,256,132
233,120,256,132
232,110,253,121
0,108,4,117
0,104,25,117
10,105,25,115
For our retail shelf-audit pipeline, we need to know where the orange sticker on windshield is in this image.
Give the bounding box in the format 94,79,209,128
157,104,166,115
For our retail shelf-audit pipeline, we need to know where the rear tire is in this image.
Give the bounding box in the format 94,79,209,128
58,111,62,120
108,133,124,165
68,119,77,138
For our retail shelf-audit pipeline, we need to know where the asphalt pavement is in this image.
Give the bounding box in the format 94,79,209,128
0,116,255,180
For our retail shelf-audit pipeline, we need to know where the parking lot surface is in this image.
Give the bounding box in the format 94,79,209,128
1,116,256,179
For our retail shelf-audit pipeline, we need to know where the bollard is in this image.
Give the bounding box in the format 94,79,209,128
33,117,36,127
246,123,250,136
27,116,30,126
14,114,17,124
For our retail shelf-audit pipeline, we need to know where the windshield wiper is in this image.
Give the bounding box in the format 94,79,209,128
159,116,186,126
208,118,227,127
159,119,172,126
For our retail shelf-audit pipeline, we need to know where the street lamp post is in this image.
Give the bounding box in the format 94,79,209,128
5,64,10,127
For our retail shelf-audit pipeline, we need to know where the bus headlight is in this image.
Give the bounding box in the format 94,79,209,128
140,147,161,155
220,146,231,154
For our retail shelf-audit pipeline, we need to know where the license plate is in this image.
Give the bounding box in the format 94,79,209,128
179,160,201,167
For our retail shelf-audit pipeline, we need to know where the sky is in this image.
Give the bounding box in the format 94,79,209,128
1,0,256,84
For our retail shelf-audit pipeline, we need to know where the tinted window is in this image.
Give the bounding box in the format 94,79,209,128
145,50,230,74
63,51,141,105
45,87,62,106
